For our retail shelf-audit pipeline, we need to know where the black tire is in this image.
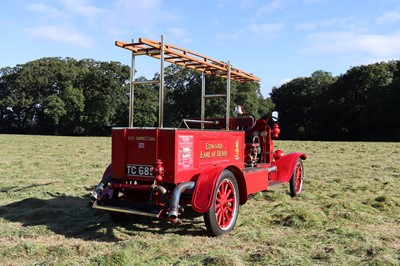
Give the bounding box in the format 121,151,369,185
290,159,304,197
204,170,239,236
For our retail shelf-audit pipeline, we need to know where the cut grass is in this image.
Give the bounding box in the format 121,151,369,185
0,134,399,265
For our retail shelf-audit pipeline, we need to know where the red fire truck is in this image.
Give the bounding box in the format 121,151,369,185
90,36,306,236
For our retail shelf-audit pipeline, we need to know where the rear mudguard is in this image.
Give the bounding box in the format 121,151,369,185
271,152,306,183
191,165,247,213
102,164,112,180
90,164,113,202
191,166,225,213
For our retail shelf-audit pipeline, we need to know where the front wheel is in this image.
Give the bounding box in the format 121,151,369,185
289,159,304,197
204,170,239,236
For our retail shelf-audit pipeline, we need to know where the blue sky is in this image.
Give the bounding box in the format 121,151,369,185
1,0,400,97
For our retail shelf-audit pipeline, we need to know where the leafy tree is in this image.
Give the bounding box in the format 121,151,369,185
270,70,336,139
41,94,66,133
58,85,85,134
306,71,338,139
3,55,398,141
257,96,275,120
320,62,395,140
381,61,400,140
132,76,158,127
0,58,130,135
162,64,264,126
271,63,399,141
0,66,19,132
7,58,64,133
234,81,259,116
162,65,202,126
80,59,130,135
33,58,86,134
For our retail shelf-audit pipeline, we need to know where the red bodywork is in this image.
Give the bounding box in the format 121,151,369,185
104,116,306,215
90,36,307,236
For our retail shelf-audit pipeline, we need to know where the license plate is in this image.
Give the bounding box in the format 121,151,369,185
126,164,153,177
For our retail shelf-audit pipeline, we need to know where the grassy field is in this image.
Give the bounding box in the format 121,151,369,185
0,134,399,265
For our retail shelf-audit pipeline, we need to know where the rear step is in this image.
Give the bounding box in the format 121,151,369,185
92,200,163,218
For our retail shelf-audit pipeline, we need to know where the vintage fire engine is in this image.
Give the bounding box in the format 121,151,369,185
90,36,306,236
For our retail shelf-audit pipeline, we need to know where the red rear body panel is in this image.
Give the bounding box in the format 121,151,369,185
111,127,245,184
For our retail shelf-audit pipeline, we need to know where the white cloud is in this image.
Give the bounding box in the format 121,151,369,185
295,22,318,30
296,17,361,32
303,0,325,3
103,0,179,37
238,0,259,9
216,30,245,41
25,1,103,47
304,31,400,57
256,0,286,17
27,2,65,19
26,24,93,48
58,0,106,18
320,17,358,28
217,0,258,9
27,1,105,22
167,28,192,44
24,0,181,47
218,21,285,42
248,22,285,39
376,11,400,23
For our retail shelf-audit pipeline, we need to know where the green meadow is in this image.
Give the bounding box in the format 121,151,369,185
0,134,399,265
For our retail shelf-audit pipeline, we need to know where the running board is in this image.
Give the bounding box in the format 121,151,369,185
242,165,277,174
92,201,160,218
268,181,285,187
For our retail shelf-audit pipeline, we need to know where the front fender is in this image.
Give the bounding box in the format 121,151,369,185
191,166,225,213
271,153,306,183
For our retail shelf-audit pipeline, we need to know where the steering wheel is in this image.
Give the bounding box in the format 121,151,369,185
244,113,257,129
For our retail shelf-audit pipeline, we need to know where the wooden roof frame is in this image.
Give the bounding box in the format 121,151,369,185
115,38,260,83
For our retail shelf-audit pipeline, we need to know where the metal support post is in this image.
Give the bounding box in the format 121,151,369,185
129,38,135,127
201,72,205,129
159,35,165,128
226,62,231,130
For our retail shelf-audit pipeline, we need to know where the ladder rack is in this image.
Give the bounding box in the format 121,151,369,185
116,36,260,129
116,38,260,83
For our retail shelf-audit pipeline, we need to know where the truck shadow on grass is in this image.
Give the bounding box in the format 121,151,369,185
0,194,207,242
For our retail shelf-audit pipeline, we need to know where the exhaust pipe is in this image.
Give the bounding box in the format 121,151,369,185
169,181,195,224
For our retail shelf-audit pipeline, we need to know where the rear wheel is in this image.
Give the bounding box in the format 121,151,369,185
290,159,304,197
107,189,129,223
204,170,239,236
106,189,136,223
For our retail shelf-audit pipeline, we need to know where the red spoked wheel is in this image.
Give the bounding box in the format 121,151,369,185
290,159,304,197
204,170,239,236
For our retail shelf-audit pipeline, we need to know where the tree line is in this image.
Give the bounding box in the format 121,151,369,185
1,57,399,141
0,57,272,136
271,62,400,141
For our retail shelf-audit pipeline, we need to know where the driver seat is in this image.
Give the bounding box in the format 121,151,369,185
229,117,254,130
